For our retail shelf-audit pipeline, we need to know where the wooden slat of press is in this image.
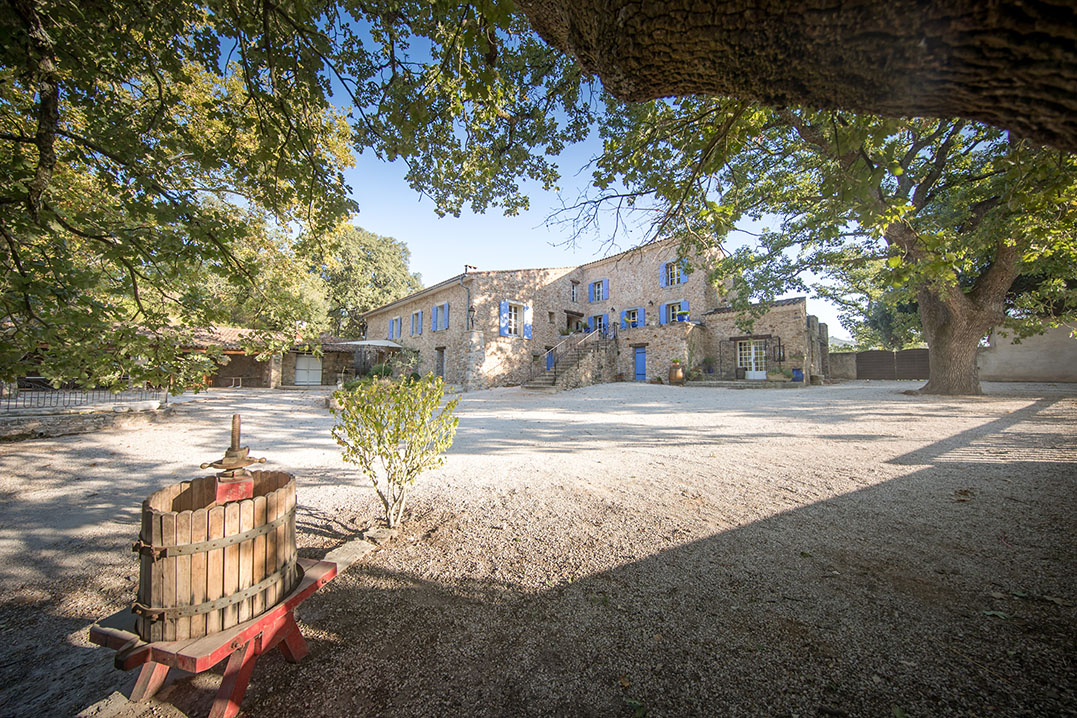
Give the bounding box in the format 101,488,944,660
278,485,291,588
149,512,164,643
222,502,241,630
190,508,208,638
265,490,278,608
178,481,193,512
175,511,192,641
138,501,152,640
238,499,254,623
252,496,267,617
206,506,225,635
160,512,177,642
288,482,297,585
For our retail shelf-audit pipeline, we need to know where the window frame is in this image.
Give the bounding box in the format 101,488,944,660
506,302,521,337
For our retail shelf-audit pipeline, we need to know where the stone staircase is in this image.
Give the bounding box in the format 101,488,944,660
522,342,610,392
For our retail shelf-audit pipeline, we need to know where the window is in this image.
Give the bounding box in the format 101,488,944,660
570,282,579,302
389,316,402,339
659,301,690,324
431,302,450,331
548,311,555,324
588,314,607,333
624,308,640,328
660,259,689,287
738,340,767,372
410,310,423,336
507,303,520,336
588,279,609,303
667,302,688,323
499,300,532,338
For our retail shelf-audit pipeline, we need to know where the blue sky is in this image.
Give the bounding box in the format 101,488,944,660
341,143,854,340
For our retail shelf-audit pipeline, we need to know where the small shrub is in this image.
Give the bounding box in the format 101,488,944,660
332,375,459,528
368,362,391,378
409,372,421,381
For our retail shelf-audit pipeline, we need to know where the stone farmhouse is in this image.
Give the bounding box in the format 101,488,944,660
360,239,829,391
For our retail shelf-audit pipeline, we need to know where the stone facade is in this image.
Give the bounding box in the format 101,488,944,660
703,298,829,383
280,350,355,387
361,239,829,390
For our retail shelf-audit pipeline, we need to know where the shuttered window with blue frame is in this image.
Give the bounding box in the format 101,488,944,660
587,313,609,334
658,300,690,324
431,302,450,331
499,300,532,338
659,259,689,287
410,310,423,336
620,307,645,329
588,279,609,302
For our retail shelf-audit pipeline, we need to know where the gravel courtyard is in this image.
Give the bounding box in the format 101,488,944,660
0,381,1074,717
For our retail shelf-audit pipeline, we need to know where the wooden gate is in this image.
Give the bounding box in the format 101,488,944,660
854,349,929,380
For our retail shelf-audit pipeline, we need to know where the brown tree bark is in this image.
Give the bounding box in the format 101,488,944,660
517,0,1077,151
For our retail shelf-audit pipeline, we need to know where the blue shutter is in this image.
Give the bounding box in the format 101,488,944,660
523,306,532,339
659,303,668,325
682,300,689,321
443,302,450,330
639,307,646,326
588,282,595,302
418,310,423,335
586,316,593,332
602,279,609,300
499,300,510,337
410,314,415,336
680,258,690,283
620,310,627,330
389,319,395,339
431,305,438,331
660,263,668,287
602,313,609,334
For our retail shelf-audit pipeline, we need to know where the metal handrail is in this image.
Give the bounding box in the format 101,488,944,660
527,325,617,385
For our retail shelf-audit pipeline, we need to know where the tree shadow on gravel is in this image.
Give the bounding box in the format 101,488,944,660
234,396,1076,718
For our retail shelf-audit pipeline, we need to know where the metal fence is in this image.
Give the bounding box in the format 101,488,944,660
0,377,164,412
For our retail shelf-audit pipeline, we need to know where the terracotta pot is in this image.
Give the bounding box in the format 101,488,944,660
668,364,685,385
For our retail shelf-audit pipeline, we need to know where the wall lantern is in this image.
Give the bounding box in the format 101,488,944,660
773,337,785,363
467,305,476,329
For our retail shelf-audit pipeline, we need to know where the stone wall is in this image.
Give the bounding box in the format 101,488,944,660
556,343,619,390
320,351,355,385
829,352,857,380
978,326,1077,382
616,322,696,382
208,353,272,387
703,300,813,379
361,279,472,385
0,403,171,441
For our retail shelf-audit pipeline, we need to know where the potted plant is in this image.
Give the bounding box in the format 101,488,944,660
668,358,685,385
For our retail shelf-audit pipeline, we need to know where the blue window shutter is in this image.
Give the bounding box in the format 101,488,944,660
523,306,533,339
659,303,668,325
639,307,646,326
586,316,593,332
660,263,668,287
683,300,689,320
431,305,438,331
410,314,415,336
443,302,450,330
680,258,690,283
602,313,609,333
499,300,510,337
418,310,423,335
588,282,595,302
620,310,627,329
602,279,609,300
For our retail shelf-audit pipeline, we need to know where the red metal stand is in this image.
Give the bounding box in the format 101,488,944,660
90,558,337,718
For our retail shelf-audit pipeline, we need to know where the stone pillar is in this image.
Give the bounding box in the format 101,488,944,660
463,330,486,391
267,354,282,388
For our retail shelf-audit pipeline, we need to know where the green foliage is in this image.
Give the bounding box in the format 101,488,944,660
368,363,392,378
300,223,422,337
2,0,587,387
332,375,460,528
582,101,1077,389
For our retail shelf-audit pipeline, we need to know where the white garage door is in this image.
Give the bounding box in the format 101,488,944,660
294,354,322,385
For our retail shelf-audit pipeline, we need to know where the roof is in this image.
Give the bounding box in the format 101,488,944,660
704,297,807,315
333,339,403,349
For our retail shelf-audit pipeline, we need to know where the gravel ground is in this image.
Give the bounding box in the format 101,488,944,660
0,381,1074,717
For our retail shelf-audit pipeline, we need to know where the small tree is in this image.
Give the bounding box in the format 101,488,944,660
331,375,459,528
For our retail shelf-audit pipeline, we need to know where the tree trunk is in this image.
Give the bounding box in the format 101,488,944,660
916,289,991,396
517,0,1077,151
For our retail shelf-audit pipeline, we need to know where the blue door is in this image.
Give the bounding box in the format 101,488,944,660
634,347,646,381
546,351,554,370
